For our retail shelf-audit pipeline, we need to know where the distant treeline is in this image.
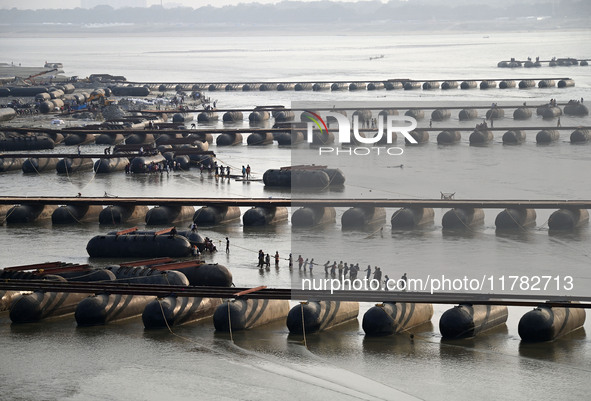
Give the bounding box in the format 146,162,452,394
0,0,589,25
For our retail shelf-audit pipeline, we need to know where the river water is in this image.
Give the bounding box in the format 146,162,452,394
1,31,591,400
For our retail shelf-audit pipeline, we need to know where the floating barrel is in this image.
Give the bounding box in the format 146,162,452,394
242,83,260,91
129,154,166,173
404,109,424,120
353,109,373,123
76,294,155,326
497,61,508,67
0,135,55,151
275,131,304,146
558,79,575,88
216,132,243,146
502,130,526,144
309,130,335,148
51,99,64,111
207,84,224,91
323,168,346,185
274,110,295,122
6,204,57,223
349,82,366,91
287,301,359,334
172,263,232,287
342,207,386,229
499,80,516,89
259,83,275,91
441,80,458,89
367,82,385,90
480,80,497,89
56,157,94,174
331,82,349,91
263,169,324,188
0,108,17,121
213,299,290,331
197,112,218,123
391,207,434,228
495,208,536,229
172,113,193,123
363,302,433,336
187,132,213,144
486,108,504,119
469,129,494,145
518,305,586,342
243,207,288,226
247,132,274,146
570,128,590,143
312,82,330,91
538,80,555,88
193,205,241,225
291,206,336,227
458,109,478,121
22,157,59,173
581,61,588,66
143,296,222,329
403,81,421,90
0,205,10,224
0,157,24,172
9,275,89,323
249,110,270,122
422,81,440,90
536,105,561,118
39,100,55,113
277,83,295,91
513,107,532,120
0,88,10,97
223,111,243,123
440,304,508,339
405,129,429,145
96,133,124,145
99,205,149,225
125,132,154,144
49,89,64,99
548,209,589,230
145,205,195,225
442,208,484,229
225,84,241,91
518,80,536,89
35,92,51,102
86,233,192,258
295,83,313,91
431,109,450,121
52,205,103,224
172,230,206,252
460,80,477,89
7,86,48,97
111,86,150,96
64,133,95,146
564,103,588,116
94,157,129,173
384,81,403,90
378,109,398,117
536,129,560,143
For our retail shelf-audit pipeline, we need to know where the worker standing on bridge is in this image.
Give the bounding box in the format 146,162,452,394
401,273,408,291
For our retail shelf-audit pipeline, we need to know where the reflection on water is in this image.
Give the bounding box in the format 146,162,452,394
518,328,587,363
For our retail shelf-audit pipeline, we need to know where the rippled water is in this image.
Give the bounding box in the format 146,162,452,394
1,31,591,400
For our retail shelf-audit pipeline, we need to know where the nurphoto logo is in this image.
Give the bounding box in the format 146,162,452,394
302,109,417,156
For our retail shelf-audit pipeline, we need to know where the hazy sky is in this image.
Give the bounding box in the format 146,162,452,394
0,0,385,10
